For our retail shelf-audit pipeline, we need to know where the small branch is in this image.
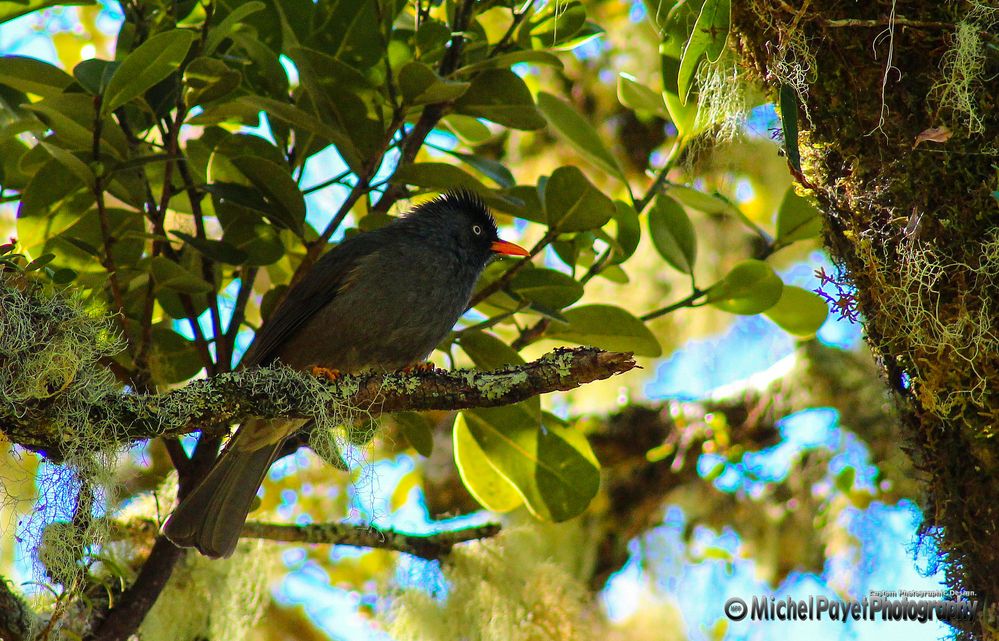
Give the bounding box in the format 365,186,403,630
109,518,501,561
91,95,126,321
89,536,185,641
640,288,705,321
4,348,637,454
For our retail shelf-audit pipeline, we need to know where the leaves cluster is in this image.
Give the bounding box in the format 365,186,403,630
0,0,828,531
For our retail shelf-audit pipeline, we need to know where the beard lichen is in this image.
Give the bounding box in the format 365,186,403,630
859,229,999,424
0,276,128,635
929,4,998,136
388,523,601,641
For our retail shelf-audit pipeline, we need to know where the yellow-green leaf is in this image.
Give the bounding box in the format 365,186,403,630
763,285,828,337
537,91,624,180
706,259,783,315
103,29,196,114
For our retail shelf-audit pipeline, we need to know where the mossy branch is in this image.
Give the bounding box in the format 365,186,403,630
3,347,637,458
109,517,501,561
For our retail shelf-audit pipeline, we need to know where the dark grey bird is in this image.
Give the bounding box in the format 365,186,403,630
162,191,528,558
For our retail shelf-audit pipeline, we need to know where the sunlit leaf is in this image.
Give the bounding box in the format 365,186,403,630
763,285,829,337
454,69,546,131
102,29,196,114
398,61,470,105
775,187,822,244
0,55,73,98
460,330,525,369
537,91,624,180
510,268,584,310
544,166,615,232
617,73,667,117
453,412,525,513
648,194,696,274
677,0,730,103
548,304,662,356
706,259,783,314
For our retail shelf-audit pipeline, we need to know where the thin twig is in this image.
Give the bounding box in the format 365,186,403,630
640,288,706,322
109,518,501,561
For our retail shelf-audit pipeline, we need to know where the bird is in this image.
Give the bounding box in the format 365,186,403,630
162,190,529,558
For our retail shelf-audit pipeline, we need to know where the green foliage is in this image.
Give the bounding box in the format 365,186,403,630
0,0,832,616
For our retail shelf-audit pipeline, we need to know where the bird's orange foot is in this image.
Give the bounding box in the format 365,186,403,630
311,366,342,381
402,361,437,374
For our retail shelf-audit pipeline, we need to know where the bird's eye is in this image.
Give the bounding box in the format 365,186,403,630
472,224,483,235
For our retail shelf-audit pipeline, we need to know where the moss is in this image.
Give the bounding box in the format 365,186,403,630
731,0,999,627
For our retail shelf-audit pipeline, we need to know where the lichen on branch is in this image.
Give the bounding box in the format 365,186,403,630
3,343,637,457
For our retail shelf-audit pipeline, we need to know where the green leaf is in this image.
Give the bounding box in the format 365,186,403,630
648,194,696,274
510,268,584,310
456,51,563,76
553,21,605,51
39,143,95,190
706,259,783,314
530,1,586,47
394,411,435,457
537,92,624,180
548,304,662,356
763,285,828,337
0,56,74,98
24,93,129,158
431,147,515,189
666,185,733,215
454,69,546,131
392,162,489,194
229,156,307,235
184,57,241,106
456,403,599,521
398,61,470,105
779,84,801,172
442,114,491,144
148,324,204,383
544,166,615,232
610,201,641,264
49,267,77,284
0,0,94,25
216,200,285,266
453,412,524,513
677,0,731,104
460,330,525,370
24,253,55,271
617,73,667,116
150,255,213,294
775,187,822,243
204,1,266,54
661,54,698,135
103,29,196,114
234,95,361,171
72,58,118,95
170,230,249,265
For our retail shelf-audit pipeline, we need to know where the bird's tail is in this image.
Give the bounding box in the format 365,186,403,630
162,419,295,558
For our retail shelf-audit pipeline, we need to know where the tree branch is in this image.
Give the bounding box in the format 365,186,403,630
3,348,637,457
109,518,501,561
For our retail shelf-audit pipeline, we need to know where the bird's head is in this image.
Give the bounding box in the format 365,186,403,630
406,190,529,269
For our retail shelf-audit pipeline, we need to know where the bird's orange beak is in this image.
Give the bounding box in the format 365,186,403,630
490,239,530,257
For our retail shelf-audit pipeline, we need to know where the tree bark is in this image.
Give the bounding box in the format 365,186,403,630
732,0,999,631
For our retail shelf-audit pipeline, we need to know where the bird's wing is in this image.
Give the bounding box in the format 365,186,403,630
241,234,381,368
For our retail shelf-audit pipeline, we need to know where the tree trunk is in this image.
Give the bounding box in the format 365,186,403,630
732,0,999,632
